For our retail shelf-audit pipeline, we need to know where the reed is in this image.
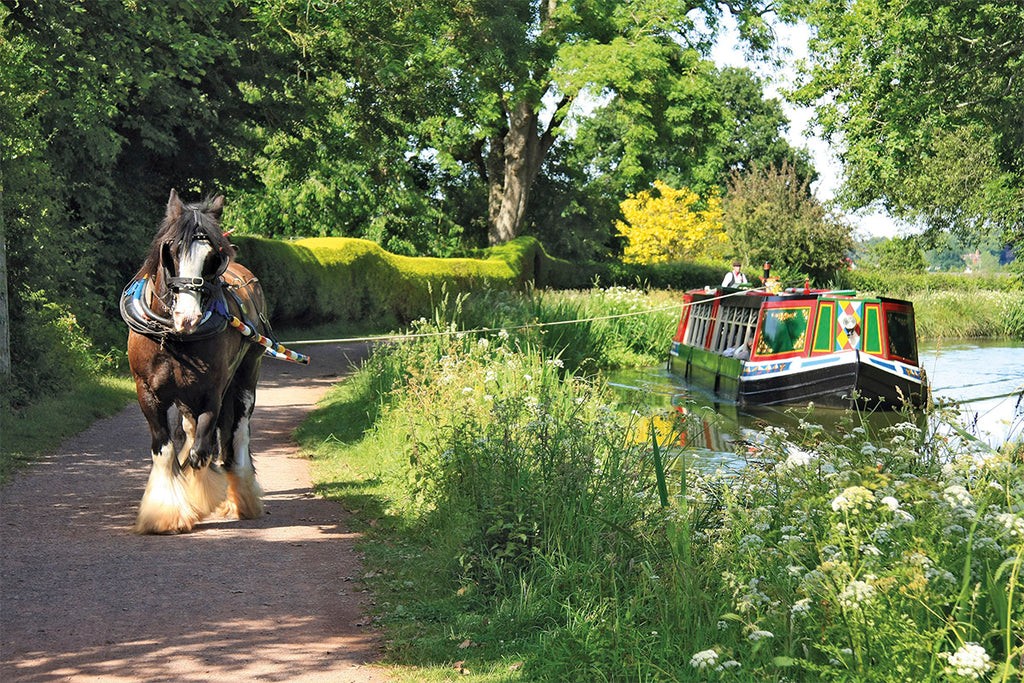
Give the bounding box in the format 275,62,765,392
913,289,1024,339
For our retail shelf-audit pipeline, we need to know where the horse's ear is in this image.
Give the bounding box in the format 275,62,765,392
210,195,225,221
166,189,183,222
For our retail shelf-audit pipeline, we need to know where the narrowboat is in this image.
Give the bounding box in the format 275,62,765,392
668,285,928,409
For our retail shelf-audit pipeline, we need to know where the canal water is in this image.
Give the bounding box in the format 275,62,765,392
607,339,1024,461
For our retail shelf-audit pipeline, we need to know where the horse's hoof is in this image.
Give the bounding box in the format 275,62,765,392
187,452,213,469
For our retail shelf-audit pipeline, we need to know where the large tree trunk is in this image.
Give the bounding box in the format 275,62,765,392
486,99,551,245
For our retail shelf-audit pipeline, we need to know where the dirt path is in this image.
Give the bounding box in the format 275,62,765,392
1,342,390,682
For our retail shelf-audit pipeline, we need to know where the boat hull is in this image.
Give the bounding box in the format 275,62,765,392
670,342,926,409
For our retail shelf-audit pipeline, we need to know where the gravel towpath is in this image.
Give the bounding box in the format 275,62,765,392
1,342,389,683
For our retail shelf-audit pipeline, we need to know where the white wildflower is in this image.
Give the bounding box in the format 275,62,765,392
477,337,490,350
546,358,564,368
880,496,900,511
739,534,765,551
943,485,973,508
894,509,916,526
996,512,1024,536
747,629,774,642
860,543,882,557
782,448,815,469
942,642,992,679
791,598,812,615
498,328,509,340
462,387,475,394
831,486,874,513
690,649,719,670
717,660,741,671
839,580,876,608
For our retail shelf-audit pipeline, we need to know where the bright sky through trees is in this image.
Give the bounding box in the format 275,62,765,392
711,17,903,238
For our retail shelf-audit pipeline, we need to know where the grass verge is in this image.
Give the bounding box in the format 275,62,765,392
1,374,136,485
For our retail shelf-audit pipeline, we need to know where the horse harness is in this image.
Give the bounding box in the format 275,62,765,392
120,272,310,365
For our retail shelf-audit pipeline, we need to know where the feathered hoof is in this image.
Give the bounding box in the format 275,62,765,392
133,462,203,535
133,494,202,535
184,464,228,518
216,469,265,520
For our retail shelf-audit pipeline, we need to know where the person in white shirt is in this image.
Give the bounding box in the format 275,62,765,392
721,261,748,287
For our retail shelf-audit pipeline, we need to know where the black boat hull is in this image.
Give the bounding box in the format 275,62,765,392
669,343,926,409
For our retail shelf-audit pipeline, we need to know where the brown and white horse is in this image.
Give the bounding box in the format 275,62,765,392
125,190,267,534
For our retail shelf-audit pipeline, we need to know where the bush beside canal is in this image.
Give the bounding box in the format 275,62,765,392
300,288,1023,682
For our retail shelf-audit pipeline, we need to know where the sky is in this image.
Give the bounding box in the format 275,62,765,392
710,19,904,239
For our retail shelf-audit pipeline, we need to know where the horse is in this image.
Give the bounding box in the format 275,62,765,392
124,190,269,534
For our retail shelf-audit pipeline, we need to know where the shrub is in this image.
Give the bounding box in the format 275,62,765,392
723,162,854,284
7,291,99,409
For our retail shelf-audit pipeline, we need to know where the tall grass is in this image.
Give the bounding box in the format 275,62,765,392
301,289,1024,682
913,290,1024,339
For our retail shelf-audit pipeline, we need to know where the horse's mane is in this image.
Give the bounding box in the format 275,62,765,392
136,196,232,280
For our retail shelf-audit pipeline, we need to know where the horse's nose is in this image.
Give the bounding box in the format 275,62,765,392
172,310,200,333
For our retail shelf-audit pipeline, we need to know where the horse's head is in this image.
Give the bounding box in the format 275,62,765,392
153,189,235,334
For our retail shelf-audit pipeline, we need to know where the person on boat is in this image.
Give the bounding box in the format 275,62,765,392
721,261,748,287
734,340,752,361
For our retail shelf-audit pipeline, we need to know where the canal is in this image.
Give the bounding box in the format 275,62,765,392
608,338,1023,462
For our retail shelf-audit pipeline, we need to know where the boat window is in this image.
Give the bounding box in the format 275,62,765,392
756,308,810,356
685,301,715,347
885,310,918,361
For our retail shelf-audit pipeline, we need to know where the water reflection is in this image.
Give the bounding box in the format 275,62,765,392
919,339,1024,446
608,340,1023,467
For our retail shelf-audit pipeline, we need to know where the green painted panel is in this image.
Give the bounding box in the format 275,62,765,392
813,302,835,353
864,305,882,353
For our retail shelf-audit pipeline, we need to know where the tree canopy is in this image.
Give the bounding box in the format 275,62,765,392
790,0,1024,246
2,0,813,403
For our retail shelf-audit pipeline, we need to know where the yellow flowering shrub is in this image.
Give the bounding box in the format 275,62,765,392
616,181,729,264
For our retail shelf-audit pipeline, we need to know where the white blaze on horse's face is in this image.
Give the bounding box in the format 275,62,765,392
171,240,215,333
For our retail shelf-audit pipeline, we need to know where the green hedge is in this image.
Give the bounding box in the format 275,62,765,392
232,235,582,326
232,234,737,327
838,267,1022,296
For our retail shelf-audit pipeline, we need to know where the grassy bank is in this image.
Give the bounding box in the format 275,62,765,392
300,287,1023,682
912,289,1024,339
0,375,136,485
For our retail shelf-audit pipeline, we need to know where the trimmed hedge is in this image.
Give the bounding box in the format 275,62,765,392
232,235,580,326
838,268,1023,296
232,234,739,327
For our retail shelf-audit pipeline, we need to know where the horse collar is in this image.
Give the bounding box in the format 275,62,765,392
120,275,229,341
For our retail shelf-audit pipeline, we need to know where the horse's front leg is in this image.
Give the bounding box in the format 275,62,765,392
178,409,227,519
186,408,220,469
134,391,203,534
216,382,264,520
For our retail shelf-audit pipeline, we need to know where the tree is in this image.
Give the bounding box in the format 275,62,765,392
715,67,816,187
790,0,1024,245
264,0,780,246
872,237,926,273
722,163,853,283
1,0,293,402
526,64,816,260
616,181,727,264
